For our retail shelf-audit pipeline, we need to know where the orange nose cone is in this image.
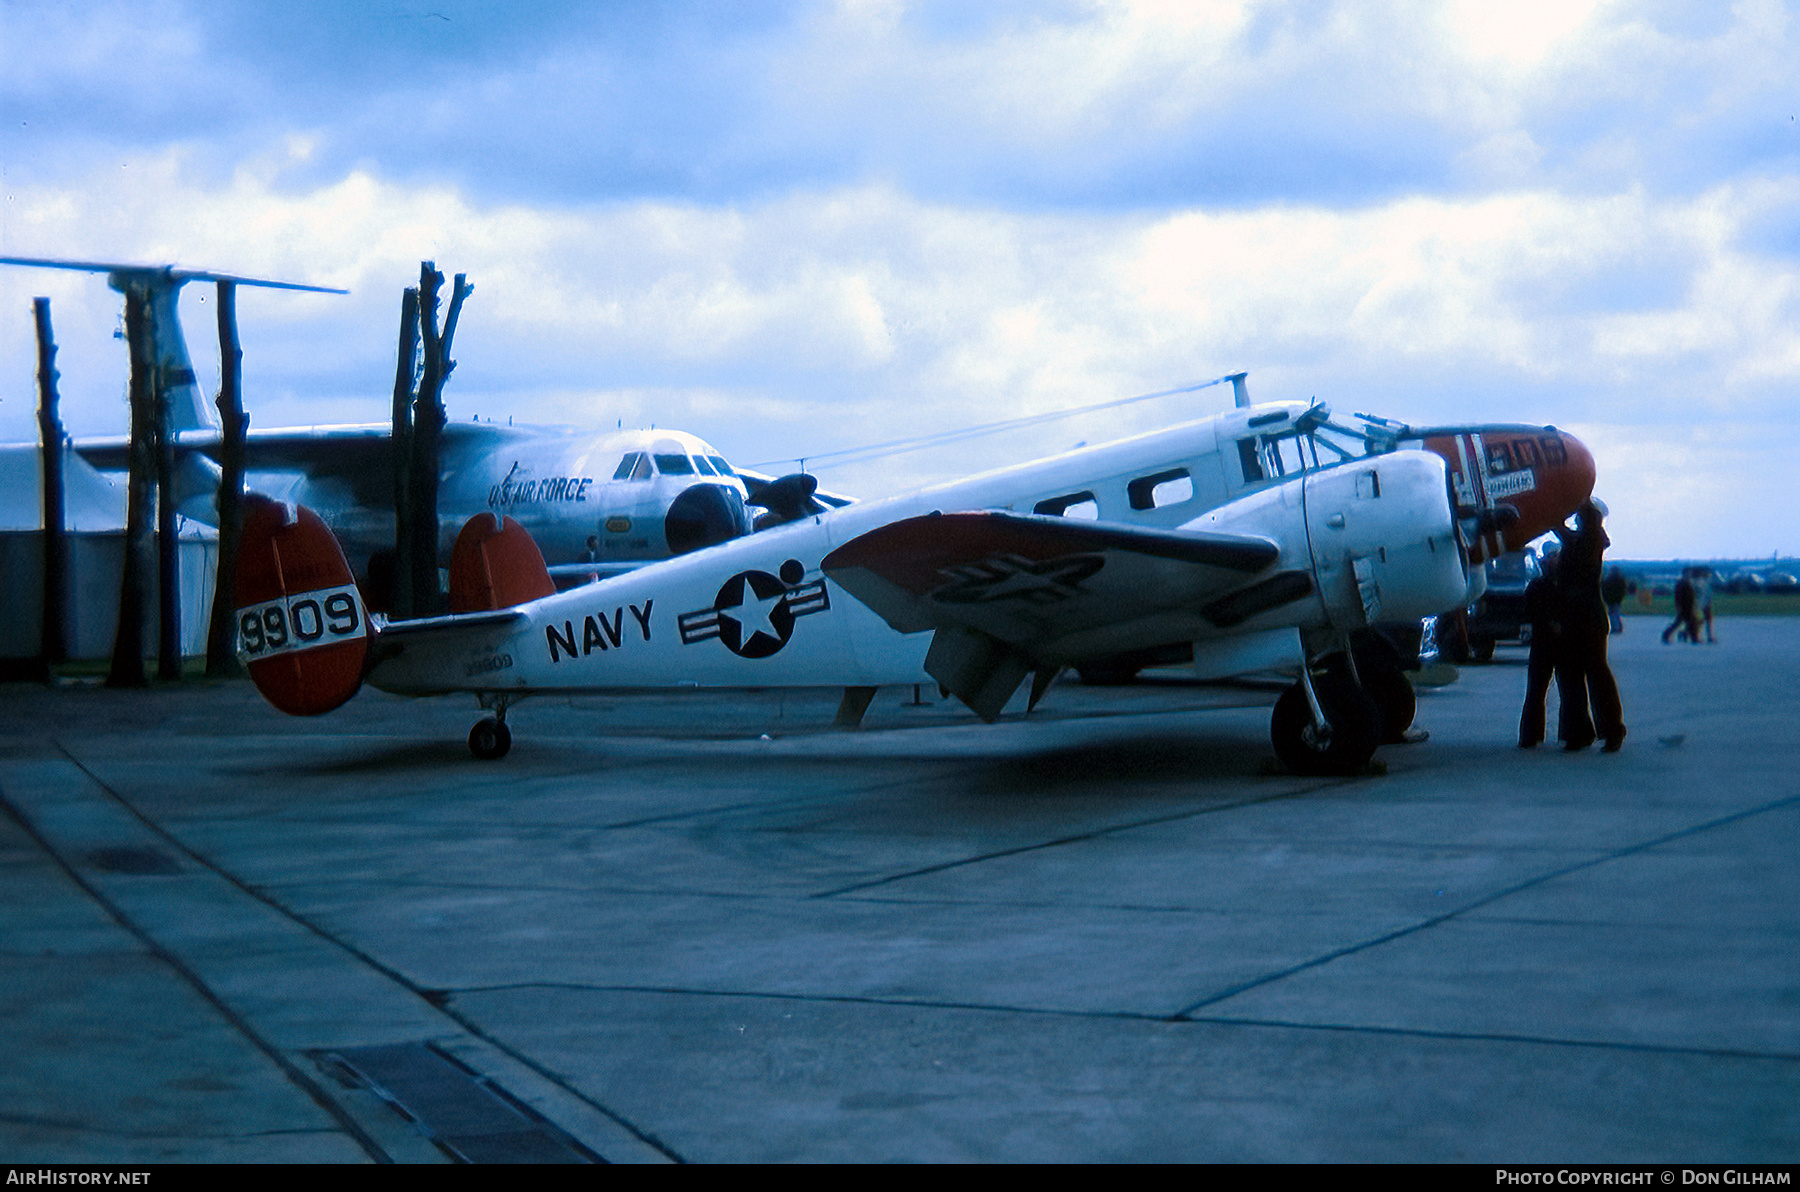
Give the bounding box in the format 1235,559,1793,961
1416,425,1600,562
1559,429,1596,506
1489,429,1597,553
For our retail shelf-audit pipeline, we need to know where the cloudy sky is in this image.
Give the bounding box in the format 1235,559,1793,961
1,0,1796,559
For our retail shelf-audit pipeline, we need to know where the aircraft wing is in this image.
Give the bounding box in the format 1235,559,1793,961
73,421,540,515
822,511,1280,647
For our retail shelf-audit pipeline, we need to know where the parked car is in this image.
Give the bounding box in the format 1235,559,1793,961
1464,550,1541,662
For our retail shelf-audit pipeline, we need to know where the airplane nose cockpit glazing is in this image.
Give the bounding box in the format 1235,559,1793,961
613,450,740,481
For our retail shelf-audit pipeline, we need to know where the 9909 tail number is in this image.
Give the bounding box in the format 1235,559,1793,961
237,584,365,661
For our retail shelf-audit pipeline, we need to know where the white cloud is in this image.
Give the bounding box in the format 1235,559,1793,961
4,2,1798,558
4,156,1797,557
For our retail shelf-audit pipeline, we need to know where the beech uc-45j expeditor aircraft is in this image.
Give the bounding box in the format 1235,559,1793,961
233,395,1595,777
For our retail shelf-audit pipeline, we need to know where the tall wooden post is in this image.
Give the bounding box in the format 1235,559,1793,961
407,263,472,618
206,281,247,676
154,306,181,681
34,298,68,677
107,285,154,688
390,286,420,618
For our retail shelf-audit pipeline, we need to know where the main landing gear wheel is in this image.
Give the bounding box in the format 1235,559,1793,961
1270,665,1381,778
468,717,512,760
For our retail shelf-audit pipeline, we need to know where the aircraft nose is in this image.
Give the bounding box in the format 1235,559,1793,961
1544,429,1597,527
665,483,753,555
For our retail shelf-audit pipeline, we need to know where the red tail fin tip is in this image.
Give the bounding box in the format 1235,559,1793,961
448,512,555,613
235,495,369,716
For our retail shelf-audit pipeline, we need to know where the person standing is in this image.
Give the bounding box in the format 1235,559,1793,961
1601,566,1629,634
1695,565,1717,643
1554,499,1626,752
1519,551,1566,748
1663,568,1698,644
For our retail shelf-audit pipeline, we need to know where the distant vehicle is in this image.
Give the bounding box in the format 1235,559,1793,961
1716,571,1760,595
1464,550,1541,662
1767,572,1799,595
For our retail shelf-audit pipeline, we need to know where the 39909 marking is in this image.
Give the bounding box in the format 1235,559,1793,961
237,584,365,661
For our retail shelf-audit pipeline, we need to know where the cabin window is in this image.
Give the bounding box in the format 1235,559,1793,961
613,452,646,480
1034,491,1099,520
654,453,695,475
707,456,736,477
694,455,719,475
1128,467,1193,511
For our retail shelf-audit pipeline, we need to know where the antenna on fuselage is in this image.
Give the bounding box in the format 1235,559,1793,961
1228,372,1250,408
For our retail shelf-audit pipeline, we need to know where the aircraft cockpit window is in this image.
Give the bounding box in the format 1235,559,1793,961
1127,467,1194,511
707,456,735,477
613,452,647,481
1239,433,1318,484
694,455,718,476
1237,439,1265,483
1266,432,1313,477
1034,491,1099,520
654,453,695,475
1311,423,1371,464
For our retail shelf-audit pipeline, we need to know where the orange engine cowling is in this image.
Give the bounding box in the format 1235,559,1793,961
235,496,370,716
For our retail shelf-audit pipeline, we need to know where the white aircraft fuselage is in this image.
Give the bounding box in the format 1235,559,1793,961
353,402,1468,700
245,422,756,579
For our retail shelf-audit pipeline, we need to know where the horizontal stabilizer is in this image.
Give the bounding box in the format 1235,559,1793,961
377,609,524,637
0,255,346,293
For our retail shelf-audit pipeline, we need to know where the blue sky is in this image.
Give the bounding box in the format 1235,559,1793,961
2,0,1797,558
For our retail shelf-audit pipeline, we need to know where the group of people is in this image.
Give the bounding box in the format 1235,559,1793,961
1518,498,1628,753
1663,566,1717,644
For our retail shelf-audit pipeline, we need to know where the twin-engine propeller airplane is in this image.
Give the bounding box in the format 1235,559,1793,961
233,396,1595,777
0,256,844,603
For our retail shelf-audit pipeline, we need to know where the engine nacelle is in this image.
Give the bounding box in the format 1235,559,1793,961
1302,450,1467,630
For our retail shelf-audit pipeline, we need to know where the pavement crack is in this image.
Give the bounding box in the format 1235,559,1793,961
1186,1015,1800,1064
808,783,1336,898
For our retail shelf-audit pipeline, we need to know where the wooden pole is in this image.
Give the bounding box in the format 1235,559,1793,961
389,286,420,618
407,263,472,617
107,285,154,688
408,263,445,617
205,280,246,676
33,298,68,678
154,302,181,681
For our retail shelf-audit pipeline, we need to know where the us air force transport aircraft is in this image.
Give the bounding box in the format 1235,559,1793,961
234,399,1596,777
0,256,840,597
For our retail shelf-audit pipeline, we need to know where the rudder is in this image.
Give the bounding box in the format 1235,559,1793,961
236,495,370,715
448,512,555,612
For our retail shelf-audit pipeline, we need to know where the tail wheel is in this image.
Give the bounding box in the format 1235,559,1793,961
1270,666,1381,777
468,717,512,761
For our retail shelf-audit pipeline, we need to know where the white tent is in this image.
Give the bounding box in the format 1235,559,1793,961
0,443,218,663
